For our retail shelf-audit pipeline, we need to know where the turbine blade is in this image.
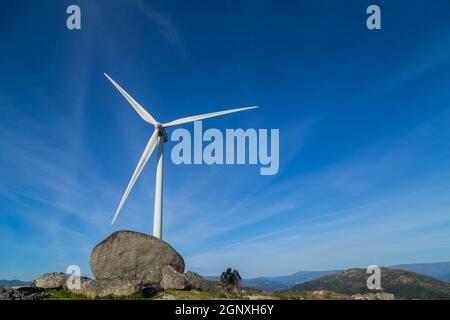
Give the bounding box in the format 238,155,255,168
104,73,157,125
111,130,159,225
162,106,258,128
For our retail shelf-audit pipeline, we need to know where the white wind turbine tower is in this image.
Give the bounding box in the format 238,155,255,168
105,73,257,239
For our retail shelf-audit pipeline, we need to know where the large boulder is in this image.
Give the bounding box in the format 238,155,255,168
32,272,68,289
91,230,184,284
160,265,191,290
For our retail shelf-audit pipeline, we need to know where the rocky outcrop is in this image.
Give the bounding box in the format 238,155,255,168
91,231,184,285
32,272,68,289
72,278,141,298
71,279,159,299
20,231,187,299
160,265,191,290
0,286,47,300
32,272,91,290
185,271,205,290
352,292,395,300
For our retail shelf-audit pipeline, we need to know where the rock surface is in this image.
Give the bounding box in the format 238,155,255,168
72,278,141,298
91,230,184,284
32,272,92,291
160,265,191,290
0,286,47,300
185,271,205,289
32,272,68,289
352,292,395,300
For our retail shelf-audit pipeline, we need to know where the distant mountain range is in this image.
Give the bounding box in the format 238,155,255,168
0,280,31,287
286,267,450,300
240,270,340,291
390,261,450,281
239,261,450,291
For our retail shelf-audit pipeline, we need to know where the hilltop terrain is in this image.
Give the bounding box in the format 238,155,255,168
240,261,450,291
286,267,450,300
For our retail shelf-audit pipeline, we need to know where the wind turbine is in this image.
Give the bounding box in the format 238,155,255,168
105,73,257,239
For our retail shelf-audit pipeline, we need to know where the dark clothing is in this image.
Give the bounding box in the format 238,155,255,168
220,268,242,288
233,270,241,288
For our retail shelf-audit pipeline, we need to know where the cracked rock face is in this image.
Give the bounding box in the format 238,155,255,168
71,278,142,298
32,272,69,290
160,265,192,290
90,230,184,285
32,272,91,291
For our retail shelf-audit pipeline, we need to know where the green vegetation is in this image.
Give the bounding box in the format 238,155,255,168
46,290,153,300
46,291,90,300
43,288,354,300
160,289,229,300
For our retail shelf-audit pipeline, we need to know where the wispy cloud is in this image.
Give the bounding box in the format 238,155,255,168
136,0,185,55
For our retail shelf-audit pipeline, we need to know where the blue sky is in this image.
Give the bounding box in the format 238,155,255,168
1,0,450,280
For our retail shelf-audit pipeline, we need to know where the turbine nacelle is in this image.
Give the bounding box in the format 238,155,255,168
104,73,257,239
156,125,169,143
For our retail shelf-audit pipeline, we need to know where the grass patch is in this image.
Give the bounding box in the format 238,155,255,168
46,291,90,300
45,290,155,300
162,289,229,300
45,289,351,300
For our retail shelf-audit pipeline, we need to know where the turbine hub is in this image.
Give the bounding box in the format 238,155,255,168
157,125,168,142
